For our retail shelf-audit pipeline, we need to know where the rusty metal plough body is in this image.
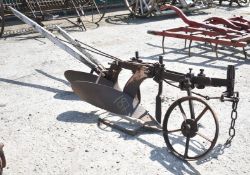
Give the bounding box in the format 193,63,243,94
10,7,240,160
148,5,250,59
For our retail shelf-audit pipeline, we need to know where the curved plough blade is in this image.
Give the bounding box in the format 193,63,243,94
71,81,140,116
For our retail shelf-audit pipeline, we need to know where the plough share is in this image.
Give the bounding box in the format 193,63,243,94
10,7,240,160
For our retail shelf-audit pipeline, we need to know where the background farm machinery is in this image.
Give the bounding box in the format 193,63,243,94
9,7,240,160
0,0,108,37
1,0,249,37
148,5,250,59
0,0,212,37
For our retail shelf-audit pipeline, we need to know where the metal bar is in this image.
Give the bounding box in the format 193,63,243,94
8,6,97,71
56,25,105,71
148,30,247,47
167,27,243,39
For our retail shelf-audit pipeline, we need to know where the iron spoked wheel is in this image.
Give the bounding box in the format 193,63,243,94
124,0,156,17
237,0,250,7
163,96,219,160
0,1,4,37
85,0,107,24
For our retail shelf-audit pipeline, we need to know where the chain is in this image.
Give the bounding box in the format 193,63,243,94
225,93,239,146
191,90,240,146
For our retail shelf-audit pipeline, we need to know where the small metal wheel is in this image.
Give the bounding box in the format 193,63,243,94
0,1,4,37
237,0,250,6
163,96,219,160
124,0,156,17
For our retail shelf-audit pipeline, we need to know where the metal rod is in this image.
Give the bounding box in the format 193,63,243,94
56,25,105,70
162,36,165,54
155,56,163,124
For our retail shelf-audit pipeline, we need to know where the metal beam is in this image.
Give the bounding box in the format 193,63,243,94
56,26,105,71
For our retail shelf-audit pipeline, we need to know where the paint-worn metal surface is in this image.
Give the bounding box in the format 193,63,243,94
148,5,250,59
0,143,6,175
10,7,241,161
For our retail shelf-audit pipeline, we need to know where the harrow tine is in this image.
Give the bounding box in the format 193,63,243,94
162,36,165,54
215,43,218,59
243,47,247,59
188,40,192,57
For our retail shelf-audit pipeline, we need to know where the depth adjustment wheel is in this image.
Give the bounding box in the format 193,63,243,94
163,96,219,160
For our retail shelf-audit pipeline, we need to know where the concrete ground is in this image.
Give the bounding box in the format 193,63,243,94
0,4,250,175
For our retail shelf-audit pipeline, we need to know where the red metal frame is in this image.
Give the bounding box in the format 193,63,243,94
149,5,250,59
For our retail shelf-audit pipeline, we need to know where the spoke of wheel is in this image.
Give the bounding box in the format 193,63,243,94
165,128,182,134
178,102,187,121
196,132,213,143
139,0,144,15
135,0,139,12
130,1,136,8
184,136,190,158
195,106,209,123
142,0,149,10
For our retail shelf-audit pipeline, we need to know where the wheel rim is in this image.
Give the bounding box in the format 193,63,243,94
124,0,155,17
237,0,250,6
163,96,219,160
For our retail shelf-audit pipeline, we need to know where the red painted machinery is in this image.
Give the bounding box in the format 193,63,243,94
148,5,250,59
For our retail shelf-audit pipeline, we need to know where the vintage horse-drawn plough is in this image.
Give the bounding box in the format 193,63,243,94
0,0,107,37
9,6,240,160
148,5,250,59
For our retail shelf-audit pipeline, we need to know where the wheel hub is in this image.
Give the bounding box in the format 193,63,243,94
181,119,198,138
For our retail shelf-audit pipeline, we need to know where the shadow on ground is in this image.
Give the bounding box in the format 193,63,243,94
145,42,250,69
105,10,209,26
58,109,202,174
57,110,99,123
0,69,79,101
